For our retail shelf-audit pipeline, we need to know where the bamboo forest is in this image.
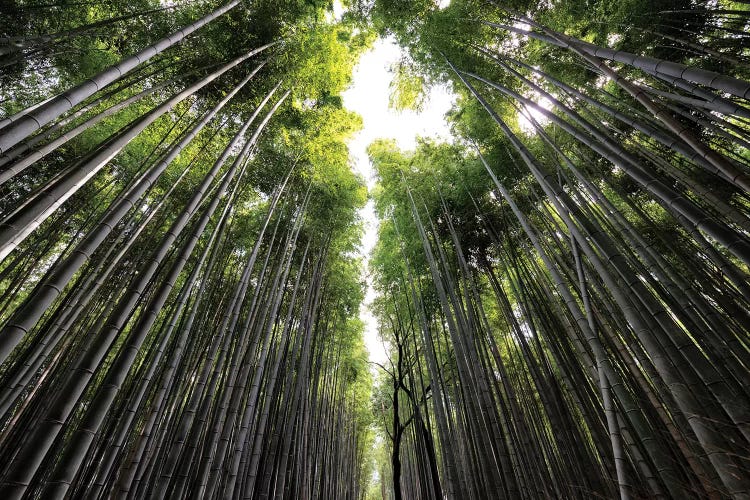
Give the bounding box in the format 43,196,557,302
1,0,750,498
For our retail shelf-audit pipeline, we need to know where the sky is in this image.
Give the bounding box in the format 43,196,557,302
341,37,455,367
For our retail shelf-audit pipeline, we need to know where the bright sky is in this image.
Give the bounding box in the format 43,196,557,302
342,37,455,367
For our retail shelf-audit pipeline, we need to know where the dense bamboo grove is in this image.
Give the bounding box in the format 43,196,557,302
1,0,750,499
0,1,372,499
363,0,750,499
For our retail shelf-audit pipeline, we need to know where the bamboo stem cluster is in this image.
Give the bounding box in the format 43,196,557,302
370,3,750,498
0,2,370,499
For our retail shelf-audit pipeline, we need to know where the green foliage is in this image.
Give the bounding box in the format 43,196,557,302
388,59,427,111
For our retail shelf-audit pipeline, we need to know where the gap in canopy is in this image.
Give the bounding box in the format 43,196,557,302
341,35,456,369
